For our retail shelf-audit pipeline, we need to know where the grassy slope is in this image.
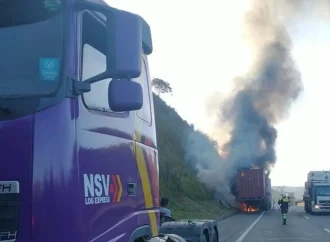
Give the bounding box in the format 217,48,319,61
153,94,236,219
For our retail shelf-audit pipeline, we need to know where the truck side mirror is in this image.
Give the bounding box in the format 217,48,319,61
74,1,146,81
74,1,152,111
108,79,143,112
106,9,142,78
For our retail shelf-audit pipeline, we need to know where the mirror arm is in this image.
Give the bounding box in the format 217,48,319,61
66,77,91,98
84,71,133,84
84,71,111,84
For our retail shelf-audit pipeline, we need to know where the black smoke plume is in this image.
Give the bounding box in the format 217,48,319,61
183,0,305,205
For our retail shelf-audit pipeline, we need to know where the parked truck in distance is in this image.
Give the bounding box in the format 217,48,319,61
303,171,330,214
235,168,272,211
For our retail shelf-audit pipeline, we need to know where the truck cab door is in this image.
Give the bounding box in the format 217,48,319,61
75,10,138,241
132,56,160,237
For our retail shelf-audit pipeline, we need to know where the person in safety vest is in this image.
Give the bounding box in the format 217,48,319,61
278,194,290,215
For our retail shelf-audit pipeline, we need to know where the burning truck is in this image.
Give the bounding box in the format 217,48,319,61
234,168,272,212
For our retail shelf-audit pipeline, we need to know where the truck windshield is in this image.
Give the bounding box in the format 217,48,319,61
0,0,64,99
315,186,330,196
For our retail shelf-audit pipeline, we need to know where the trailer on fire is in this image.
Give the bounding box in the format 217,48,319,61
235,168,272,211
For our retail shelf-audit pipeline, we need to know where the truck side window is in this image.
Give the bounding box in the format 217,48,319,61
134,58,152,124
81,12,113,112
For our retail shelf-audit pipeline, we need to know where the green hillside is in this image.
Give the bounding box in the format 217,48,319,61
153,94,237,219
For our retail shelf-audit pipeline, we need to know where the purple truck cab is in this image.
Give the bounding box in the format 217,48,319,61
0,0,160,241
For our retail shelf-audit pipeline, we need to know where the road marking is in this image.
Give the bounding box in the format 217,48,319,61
253,238,309,240
304,216,310,220
235,211,264,242
324,228,330,234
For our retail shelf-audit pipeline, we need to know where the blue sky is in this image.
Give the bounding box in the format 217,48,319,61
108,0,330,187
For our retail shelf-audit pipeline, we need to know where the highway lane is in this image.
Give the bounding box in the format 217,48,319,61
216,206,330,241
216,211,261,242
295,206,330,236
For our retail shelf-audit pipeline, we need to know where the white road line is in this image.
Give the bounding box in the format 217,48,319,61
256,238,306,240
236,211,264,242
304,216,310,220
324,228,330,234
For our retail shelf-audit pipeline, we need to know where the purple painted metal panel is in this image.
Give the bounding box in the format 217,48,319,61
76,94,142,241
32,96,155,242
0,115,33,241
32,98,80,242
237,168,266,201
0,1,158,241
134,56,160,236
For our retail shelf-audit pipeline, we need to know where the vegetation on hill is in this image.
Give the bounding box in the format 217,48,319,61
153,93,237,219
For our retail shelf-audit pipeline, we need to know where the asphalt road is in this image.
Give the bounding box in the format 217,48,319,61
216,206,330,242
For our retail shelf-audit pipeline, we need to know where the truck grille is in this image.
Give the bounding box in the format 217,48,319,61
0,181,19,242
319,200,330,204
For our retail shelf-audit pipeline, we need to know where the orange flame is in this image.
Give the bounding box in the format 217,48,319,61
240,203,259,212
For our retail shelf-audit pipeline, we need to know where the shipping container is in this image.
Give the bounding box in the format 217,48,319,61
266,176,272,201
237,168,266,200
236,168,271,211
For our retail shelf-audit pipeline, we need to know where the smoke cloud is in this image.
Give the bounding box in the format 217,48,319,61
182,0,323,205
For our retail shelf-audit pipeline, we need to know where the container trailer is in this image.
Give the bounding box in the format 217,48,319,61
236,168,272,211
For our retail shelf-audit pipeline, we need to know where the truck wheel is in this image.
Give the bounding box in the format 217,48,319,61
200,230,209,242
211,227,219,242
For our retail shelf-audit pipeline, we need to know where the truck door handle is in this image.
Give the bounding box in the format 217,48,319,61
128,183,136,196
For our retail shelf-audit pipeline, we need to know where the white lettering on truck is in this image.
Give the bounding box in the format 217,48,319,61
83,174,111,205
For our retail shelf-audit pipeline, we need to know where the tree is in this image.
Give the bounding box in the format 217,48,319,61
151,78,173,95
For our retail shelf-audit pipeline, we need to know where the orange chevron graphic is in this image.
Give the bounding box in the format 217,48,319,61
110,175,123,203
116,175,123,202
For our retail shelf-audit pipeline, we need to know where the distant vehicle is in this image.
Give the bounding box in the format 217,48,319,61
303,171,330,214
288,192,295,206
235,168,272,211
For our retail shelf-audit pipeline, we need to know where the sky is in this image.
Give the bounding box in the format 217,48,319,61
107,0,330,187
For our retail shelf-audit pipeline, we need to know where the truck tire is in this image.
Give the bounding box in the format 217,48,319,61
147,234,187,242
263,200,268,211
200,230,209,242
211,226,218,242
